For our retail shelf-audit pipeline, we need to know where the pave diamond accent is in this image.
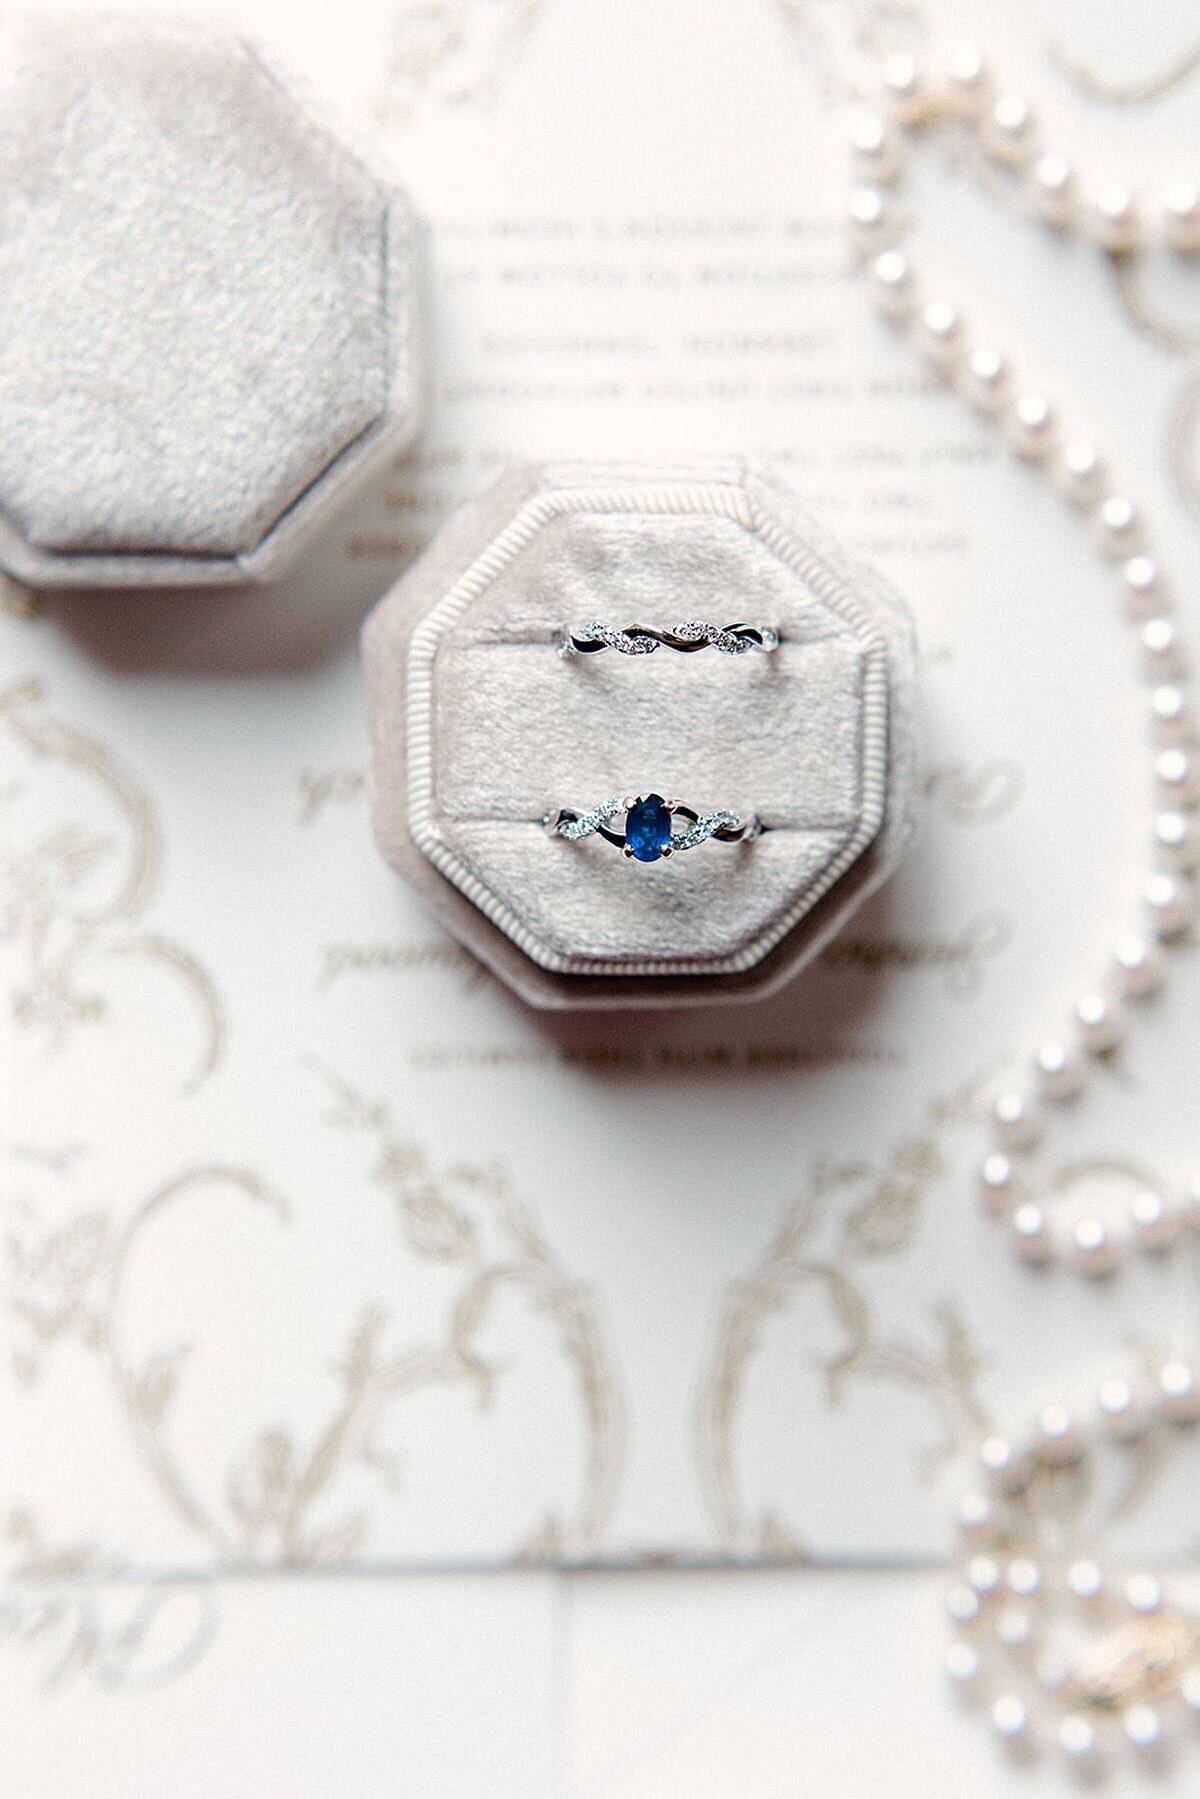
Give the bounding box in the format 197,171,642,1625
547,797,760,858
561,620,779,657
551,796,624,839
583,622,659,655
668,809,747,851
670,621,750,654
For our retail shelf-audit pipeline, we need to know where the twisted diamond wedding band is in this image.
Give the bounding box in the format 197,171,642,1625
559,620,780,658
544,793,763,863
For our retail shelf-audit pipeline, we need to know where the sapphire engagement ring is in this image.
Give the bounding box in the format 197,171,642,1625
560,620,779,658
545,793,763,864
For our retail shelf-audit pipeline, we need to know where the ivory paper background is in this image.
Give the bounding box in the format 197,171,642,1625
4,0,1200,1604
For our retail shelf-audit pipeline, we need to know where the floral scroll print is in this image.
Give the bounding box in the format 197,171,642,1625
296,765,366,826
372,0,555,126
922,759,1023,828
0,678,223,1094
1050,31,1200,109
696,1085,989,1558
1173,374,1200,525
313,1066,627,1561
1,1512,219,1695
769,0,927,104
1046,19,1200,524
5,1073,626,1571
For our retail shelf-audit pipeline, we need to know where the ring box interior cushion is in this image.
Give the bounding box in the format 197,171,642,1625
0,11,420,588
364,459,919,1010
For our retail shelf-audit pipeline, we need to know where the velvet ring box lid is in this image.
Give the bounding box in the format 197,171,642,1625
0,11,421,589
364,458,920,1011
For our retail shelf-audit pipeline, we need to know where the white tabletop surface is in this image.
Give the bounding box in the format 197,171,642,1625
6,1569,1190,1796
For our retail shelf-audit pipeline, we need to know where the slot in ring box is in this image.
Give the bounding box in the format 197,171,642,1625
0,11,421,588
364,459,919,1010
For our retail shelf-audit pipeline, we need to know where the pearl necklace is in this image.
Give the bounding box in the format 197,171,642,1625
847,49,1199,1280
945,1360,1200,1770
853,47,1200,253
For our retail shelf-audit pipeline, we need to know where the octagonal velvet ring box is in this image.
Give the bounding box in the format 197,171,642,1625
364,458,919,1010
0,11,421,589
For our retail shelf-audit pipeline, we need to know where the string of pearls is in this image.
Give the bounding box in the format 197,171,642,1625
851,48,1200,253
847,49,1199,1279
945,1363,1200,1770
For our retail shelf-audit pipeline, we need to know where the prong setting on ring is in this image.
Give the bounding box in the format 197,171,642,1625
547,793,763,863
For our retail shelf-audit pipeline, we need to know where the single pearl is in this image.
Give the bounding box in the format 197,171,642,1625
991,1693,1030,1745
997,1605,1034,1650
1011,1202,1053,1265
915,298,964,366
1029,153,1075,226
947,1581,982,1625
880,53,925,121
1058,1714,1097,1761
968,1553,1003,1598
980,1433,1029,1492
944,44,991,114
1150,683,1194,745
1098,1376,1146,1440
1141,616,1184,681
980,1152,1018,1213
1122,553,1163,618
871,247,915,317
1066,1558,1104,1603
1155,808,1198,871
1156,746,1200,807
1131,1187,1181,1253
958,344,1010,413
1164,180,1200,251
850,108,900,182
1054,437,1106,505
1087,183,1142,253
985,93,1036,164
992,1088,1041,1149
1144,869,1195,937
1007,1557,1041,1598
1125,1705,1163,1753
848,184,891,245
1036,1402,1082,1463
1074,990,1124,1054
1159,1359,1200,1423
957,1489,998,1541
943,1641,981,1688
1033,1039,1084,1101
1180,1665,1200,1712
1096,493,1143,557
1071,1214,1120,1278
1125,1573,1162,1615
1111,934,1165,1000
1007,391,1056,460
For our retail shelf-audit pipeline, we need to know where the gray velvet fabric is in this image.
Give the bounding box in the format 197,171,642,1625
364,459,919,1005
0,12,419,585
433,512,872,964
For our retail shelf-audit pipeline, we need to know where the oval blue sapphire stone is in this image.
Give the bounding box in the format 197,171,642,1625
624,793,673,863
